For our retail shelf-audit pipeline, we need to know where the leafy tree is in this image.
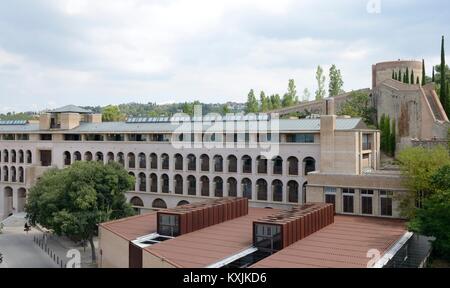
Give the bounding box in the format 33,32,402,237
26,161,135,262
260,91,270,112
221,104,231,115
282,79,298,107
245,89,259,113
302,88,311,102
101,105,125,122
315,66,326,100
396,146,450,219
328,64,344,97
270,94,282,110
182,101,201,116
408,165,450,260
337,90,375,126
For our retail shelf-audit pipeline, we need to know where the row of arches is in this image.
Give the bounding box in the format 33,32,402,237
2,186,27,216
63,151,316,176
130,197,174,209
1,166,25,183
1,149,32,164
129,172,305,203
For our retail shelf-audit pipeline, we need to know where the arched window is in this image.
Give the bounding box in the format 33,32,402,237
200,176,210,197
150,173,158,192
187,154,196,171
3,150,9,162
214,176,223,197
200,154,210,172
3,166,9,181
272,156,283,175
150,153,158,169
174,154,183,171
227,177,237,197
288,157,299,176
227,155,237,173
288,180,299,203
302,182,308,204
242,178,252,199
63,151,71,166
214,155,223,172
174,174,183,195
303,157,316,175
161,174,169,193
256,179,268,201
138,173,146,192
161,154,169,170
84,151,93,161
107,152,114,163
11,150,16,163
152,198,167,209
187,175,196,195
177,200,189,206
257,156,267,174
130,196,144,207
117,152,125,166
18,167,24,183
26,150,32,164
74,151,82,162
18,150,24,163
138,153,146,169
95,152,103,162
272,180,283,202
128,153,135,168
11,167,16,182
242,155,252,173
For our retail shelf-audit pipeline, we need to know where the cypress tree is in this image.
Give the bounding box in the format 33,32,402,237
398,70,402,83
379,114,386,151
422,59,426,86
440,35,448,116
385,115,391,154
417,76,420,85
395,72,398,80
392,70,395,80
405,67,410,84
411,70,415,85
390,119,396,157
432,66,435,82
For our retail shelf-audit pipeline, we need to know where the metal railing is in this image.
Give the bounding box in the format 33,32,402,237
33,235,65,268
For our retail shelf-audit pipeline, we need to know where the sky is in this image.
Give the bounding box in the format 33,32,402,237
0,0,449,113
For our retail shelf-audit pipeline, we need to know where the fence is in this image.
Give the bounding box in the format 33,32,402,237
33,235,65,268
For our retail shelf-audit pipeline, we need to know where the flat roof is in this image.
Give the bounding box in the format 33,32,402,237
144,207,279,268
251,215,406,268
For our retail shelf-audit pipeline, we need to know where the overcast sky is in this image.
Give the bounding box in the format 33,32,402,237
0,0,449,112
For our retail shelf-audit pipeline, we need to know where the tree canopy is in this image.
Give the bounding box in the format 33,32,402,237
328,64,344,97
26,161,135,262
337,90,375,126
101,105,126,122
315,65,326,100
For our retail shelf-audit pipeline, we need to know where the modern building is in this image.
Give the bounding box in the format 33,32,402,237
99,198,430,268
0,100,408,219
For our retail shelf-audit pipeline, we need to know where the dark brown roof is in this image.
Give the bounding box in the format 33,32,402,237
251,215,406,268
144,207,279,268
100,212,157,241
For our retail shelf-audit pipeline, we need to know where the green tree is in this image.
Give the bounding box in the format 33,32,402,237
384,115,391,154
411,70,415,85
405,67,410,84
422,59,426,86
379,114,386,151
26,161,135,262
221,104,231,115
394,71,398,81
260,91,269,112
408,165,450,260
329,64,344,97
282,79,298,107
432,66,435,82
392,70,395,80
390,119,396,156
245,89,259,113
302,88,311,102
182,101,201,116
270,94,282,110
101,105,125,122
397,146,450,219
398,70,402,83
315,66,326,100
440,36,449,116
337,90,375,126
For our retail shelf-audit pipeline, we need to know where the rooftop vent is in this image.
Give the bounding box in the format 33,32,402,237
157,197,248,237
0,120,28,125
253,203,334,253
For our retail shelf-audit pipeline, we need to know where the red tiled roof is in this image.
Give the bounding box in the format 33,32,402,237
251,215,406,268
100,212,157,241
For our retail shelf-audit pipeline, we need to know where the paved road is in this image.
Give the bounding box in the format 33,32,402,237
0,226,59,268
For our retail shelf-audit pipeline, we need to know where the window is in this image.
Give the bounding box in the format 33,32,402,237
3,134,15,141
106,134,124,141
40,134,52,141
324,187,336,211
17,134,29,141
342,188,355,213
158,214,180,237
64,134,81,141
85,134,104,141
362,134,372,150
361,190,374,215
380,190,393,216
286,133,315,143
128,134,147,141
254,224,282,253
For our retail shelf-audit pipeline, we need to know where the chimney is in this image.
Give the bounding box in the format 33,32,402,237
324,98,335,115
